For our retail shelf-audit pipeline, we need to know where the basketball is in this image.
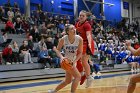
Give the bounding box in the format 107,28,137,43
60,58,73,71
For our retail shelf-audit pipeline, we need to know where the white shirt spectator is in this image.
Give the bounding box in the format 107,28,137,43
7,10,14,18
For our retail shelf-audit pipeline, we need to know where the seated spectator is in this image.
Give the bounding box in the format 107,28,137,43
39,22,47,37
98,40,106,57
65,19,70,27
58,20,65,33
0,32,12,47
112,48,119,64
49,47,60,68
38,46,52,68
5,18,15,34
88,57,101,78
46,37,54,50
46,17,55,29
53,33,60,47
36,37,47,53
0,6,5,23
7,8,14,20
105,44,112,60
11,41,20,63
15,9,21,19
19,40,32,63
27,36,35,56
22,19,30,37
14,17,23,34
116,47,128,64
125,52,138,73
46,29,53,37
29,25,40,42
2,44,12,64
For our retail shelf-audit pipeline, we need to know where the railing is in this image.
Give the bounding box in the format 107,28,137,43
31,10,73,17
0,6,20,10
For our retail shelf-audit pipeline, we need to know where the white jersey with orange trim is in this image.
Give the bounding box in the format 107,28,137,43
62,35,81,62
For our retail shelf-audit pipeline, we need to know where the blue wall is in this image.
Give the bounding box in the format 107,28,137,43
78,0,122,22
104,0,121,22
78,0,101,19
31,0,41,4
30,0,42,11
92,3,101,19
40,0,74,15
78,0,88,12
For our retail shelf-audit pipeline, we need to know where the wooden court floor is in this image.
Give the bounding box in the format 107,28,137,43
0,71,140,93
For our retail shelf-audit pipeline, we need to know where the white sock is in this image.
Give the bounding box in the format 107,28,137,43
87,75,90,79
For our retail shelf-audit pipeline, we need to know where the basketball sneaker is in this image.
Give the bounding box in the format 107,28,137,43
48,89,55,93
85,75,93,88
97,72,102,77
92,72,96,78
131,69,134,73
137,68,140,73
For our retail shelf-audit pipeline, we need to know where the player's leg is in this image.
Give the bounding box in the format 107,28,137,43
69,66,81,93
81,54,93,87
48,71,72,93
127,74,140,93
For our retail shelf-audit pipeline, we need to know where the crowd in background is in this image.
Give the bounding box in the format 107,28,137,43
0,1,140,72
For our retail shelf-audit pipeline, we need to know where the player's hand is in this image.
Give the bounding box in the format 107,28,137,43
125,40,131,46
88,43,91,49
71,60,76,67
53,46,57,51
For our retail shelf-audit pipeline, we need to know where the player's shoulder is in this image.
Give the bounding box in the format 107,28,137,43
60,35,68,42
85,21,91,25
75,35,83,40
62,35,68,39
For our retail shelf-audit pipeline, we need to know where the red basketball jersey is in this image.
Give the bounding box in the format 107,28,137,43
75,21,95,55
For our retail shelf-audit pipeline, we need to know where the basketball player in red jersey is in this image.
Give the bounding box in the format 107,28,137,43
75,10,95,88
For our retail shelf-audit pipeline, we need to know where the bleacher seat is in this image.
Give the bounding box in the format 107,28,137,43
114,64,130,69
0,23,5,30
0,63,44,72
0,63,65,82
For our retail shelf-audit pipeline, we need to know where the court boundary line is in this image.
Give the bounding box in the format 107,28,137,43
0,72,134,91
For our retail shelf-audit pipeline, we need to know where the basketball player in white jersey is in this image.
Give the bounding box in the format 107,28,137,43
48,24,83,93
